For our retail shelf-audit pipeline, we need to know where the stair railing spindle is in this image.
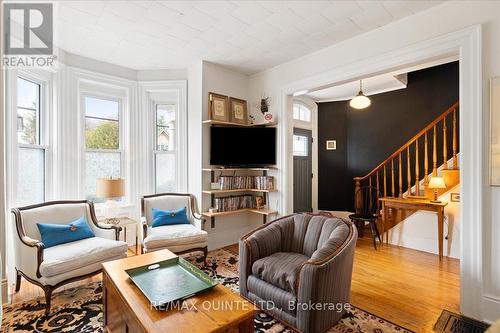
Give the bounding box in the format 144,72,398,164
383,165,387,197
453,108,458,169
443,116,448,170
399,153,403,198
433,125,438,176
407,146,411,196
391,159,395,197
424,132,429,186
415,138,420,195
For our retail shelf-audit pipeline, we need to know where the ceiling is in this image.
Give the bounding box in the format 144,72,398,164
301,56,457,102
305,74,408,102
55,1,443,74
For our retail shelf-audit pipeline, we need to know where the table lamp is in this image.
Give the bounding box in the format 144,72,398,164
96,178,125,220
428,176,446,203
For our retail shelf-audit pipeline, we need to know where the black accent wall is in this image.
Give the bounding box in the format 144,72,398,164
318,62,459,211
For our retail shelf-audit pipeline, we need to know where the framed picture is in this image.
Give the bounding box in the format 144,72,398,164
229,97,248,125
326,140,337,150
491,78,500,185
450,193,460,202
209,92,229,121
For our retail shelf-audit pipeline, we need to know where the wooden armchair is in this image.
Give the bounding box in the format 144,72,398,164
141,193,207,263
12,200,128,315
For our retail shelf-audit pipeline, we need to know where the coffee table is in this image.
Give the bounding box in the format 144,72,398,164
102,249,256,333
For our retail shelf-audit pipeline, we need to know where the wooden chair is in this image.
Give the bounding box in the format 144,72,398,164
141,193,207,263
349,186,382,249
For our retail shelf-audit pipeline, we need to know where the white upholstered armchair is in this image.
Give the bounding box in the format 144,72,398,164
141,193,208,262
12,200,128,315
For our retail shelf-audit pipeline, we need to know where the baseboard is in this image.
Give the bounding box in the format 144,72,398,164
482,294,500,323
1,278,9,305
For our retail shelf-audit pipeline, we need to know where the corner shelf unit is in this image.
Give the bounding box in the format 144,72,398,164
202,167,278,227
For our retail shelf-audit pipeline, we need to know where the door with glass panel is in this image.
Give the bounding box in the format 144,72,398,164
293,128,313,212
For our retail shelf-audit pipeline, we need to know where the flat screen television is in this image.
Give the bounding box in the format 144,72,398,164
210,126,276,167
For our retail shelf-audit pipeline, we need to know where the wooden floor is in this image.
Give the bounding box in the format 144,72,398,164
10,240,459,332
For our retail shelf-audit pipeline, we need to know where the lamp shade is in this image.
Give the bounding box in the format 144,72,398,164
349,93,371,109
349,80,371,109
428,176,446,189
96,178,125,198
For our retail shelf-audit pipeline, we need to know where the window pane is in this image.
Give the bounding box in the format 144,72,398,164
17,77,40,145
17,108,37,144
17,77,39,109
155,153,176,193
293,104,300,120
293,103,311,122
85,96,119,120
85,151,121,202
156,104,176,151
17,147,44,205
293,135,308,156
85,96,119,149
85,118,119,149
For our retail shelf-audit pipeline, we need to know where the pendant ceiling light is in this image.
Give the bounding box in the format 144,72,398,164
349,80,371,109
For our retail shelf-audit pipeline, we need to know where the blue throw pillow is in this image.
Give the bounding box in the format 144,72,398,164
152,207,190,227
37,216,95,248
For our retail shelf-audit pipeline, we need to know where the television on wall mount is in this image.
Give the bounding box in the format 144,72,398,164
210,126,276,167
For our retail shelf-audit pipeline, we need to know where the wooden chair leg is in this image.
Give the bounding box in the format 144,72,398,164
43,286,53,316
369,222,378,250
374,222,382,244
15,270,22,292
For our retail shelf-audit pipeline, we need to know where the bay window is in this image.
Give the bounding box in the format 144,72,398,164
154,103,176,193
83,95,122,202
16,76,46,205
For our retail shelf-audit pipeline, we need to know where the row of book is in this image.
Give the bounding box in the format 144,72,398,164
214,195,261,212
219,176,274,190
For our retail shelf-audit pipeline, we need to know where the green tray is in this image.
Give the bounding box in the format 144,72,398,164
125,257,218,307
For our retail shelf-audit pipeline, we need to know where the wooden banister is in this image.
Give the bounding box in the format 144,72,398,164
353,101,458,183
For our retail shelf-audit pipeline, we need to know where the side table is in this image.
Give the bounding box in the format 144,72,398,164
99,217,139,255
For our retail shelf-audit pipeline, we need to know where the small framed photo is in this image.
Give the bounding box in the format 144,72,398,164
229,97,248,124
450,193,460,202
326,140,336,150
209,92,229,121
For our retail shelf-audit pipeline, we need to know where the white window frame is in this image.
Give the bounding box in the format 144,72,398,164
139,81,187,194
153,102,178,193
80,91,125,202
9,70,53,206
293,101,312,123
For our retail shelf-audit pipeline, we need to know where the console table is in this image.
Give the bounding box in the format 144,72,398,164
379,198,448,260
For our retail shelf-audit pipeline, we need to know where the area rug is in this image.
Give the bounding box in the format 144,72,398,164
1,248,413,333
433,309,490,333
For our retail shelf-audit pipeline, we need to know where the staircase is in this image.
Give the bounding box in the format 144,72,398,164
353,101,460,237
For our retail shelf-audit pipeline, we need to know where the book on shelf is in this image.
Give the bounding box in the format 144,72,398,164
214,195,264,212
218,176,274,191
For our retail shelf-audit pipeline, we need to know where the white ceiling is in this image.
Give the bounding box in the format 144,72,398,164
301,56,457,102
54,1,443,74
305,74,407,102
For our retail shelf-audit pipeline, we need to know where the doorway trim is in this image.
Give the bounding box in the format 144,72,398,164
278,25,482,319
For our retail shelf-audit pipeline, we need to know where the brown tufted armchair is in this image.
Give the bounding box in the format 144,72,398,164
239,213,357,333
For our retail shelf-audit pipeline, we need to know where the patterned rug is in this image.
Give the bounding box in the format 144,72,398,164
1,248,413,333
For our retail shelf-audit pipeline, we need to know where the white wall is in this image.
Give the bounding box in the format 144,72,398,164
247,1,500,322
388,185,461,259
